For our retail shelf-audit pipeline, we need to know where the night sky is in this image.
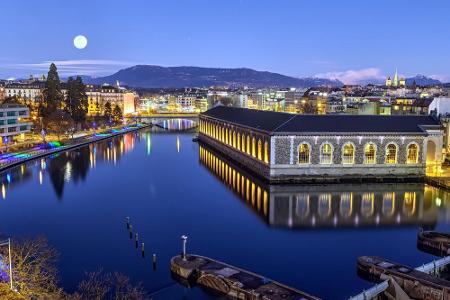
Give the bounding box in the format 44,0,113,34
1,0,449,83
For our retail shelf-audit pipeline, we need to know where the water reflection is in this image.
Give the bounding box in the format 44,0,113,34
156,119,197,131
199,145,448,229
0,131,145,200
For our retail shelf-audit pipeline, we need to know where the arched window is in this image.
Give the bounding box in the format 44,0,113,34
242,134,246,153
246,135,251,155
237,133,241,150
257,139,262,160
232,131,236,148
364,143,376,164
221,128,225,143
229,130,233,146
298,143,310,164
342,143,355,164
264,141,269,164
320,143,333,164
407,143,419,164
385,143,397,164
252,137,256,157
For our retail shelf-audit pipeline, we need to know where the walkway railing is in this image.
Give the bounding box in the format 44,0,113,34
349,256,450,300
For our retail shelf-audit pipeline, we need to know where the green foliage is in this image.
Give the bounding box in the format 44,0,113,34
43,63,63,117
113,104,122,123
65,76,88,128
104,101,112,119
45,110,75,141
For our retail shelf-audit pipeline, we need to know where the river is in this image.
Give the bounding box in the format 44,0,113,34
0,126,449,299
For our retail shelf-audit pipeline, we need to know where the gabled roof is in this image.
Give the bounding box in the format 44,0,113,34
201,106,441,134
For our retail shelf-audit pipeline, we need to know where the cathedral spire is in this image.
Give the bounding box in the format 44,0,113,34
393,68,399,86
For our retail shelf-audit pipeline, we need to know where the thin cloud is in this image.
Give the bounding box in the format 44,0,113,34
2,59,136,76
316,68,385,84
430,74,450,83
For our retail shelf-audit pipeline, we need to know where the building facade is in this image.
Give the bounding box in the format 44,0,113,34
199,106,443,182
0,102,32,145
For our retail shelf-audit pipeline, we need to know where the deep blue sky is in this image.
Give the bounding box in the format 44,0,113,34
1,0,449,83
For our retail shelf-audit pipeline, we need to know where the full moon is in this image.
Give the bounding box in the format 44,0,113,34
73,35,88,49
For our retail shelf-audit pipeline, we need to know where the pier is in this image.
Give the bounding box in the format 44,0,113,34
170,254,319,300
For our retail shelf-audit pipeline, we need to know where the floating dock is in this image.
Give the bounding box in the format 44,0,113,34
170,254,319,300
357,256,450,299
418,231,450,257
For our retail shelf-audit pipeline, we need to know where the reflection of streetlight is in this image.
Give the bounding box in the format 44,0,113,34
0,238,14,291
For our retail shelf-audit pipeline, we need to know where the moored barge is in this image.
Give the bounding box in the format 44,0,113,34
171,254,320,300
357,256,450,299
418,231,450,257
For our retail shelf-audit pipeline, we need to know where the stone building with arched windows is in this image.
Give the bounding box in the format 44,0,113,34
199,106,443,182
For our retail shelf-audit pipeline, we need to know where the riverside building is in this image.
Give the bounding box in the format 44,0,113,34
198,106,443,182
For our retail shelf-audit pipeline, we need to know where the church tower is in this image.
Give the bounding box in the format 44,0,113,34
393,68,399,87
386,76,392,87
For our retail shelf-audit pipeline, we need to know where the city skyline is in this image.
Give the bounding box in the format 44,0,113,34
1,0,450,83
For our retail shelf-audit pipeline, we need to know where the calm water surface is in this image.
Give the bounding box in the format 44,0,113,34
1,126,450,299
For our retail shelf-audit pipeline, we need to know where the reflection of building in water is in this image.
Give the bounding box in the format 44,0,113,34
199,144,446,229
0,132,142,200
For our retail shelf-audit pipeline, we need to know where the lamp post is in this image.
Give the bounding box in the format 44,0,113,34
0,238,13,290
181,235,188,260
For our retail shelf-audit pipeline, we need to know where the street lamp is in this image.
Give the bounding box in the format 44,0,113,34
181,235,188,260
0,238,13,290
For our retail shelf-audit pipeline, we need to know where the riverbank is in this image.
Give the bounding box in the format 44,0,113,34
0,123,151,173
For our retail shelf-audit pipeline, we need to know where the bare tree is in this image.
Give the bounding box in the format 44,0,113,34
0,237,63,299
300,101,318,114
68,270,147,300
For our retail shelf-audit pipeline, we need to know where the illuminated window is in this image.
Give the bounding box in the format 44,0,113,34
385,143,397,164
298,143,310,164
221,128,225,143
264,141,269,164
407,143,418,164
364,143,376,164
225,128,229,144
320,143,333,164
257,139,262,160
342,143,355,164
229,130,233,146
252,137,256,157
242,134,246,153
246,135,251,155
232,131,236,148
237,133,241,150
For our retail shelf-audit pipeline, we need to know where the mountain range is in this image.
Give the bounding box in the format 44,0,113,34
80,65,444,88
83,65,343,88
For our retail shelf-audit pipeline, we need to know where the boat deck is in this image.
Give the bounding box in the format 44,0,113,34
171,254,319,300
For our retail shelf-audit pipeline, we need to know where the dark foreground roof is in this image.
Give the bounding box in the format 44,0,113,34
201,106,441,134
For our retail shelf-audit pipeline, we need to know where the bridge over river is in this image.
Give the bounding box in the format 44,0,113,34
125,114,198,131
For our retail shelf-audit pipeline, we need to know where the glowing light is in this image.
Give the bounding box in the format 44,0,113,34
6,174,11,184
1,184,5,199
436,197,442,207
39,171,43,185
73,35,88,49
176,136,180,153
146,133,151,156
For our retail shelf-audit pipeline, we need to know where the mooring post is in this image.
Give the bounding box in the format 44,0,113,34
129,225,133,239
141,243,145,258
181,235,188,260
126,217,130,229
135,233,139,248
152,254,157,270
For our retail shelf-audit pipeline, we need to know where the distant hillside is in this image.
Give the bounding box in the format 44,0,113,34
406,75,441,86
85,65,343,88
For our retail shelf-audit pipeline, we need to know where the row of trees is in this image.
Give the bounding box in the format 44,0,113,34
39,63,123,140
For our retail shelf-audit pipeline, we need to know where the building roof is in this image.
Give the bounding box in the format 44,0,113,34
201,106,441,134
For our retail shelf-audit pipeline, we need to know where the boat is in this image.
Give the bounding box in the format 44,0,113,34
171,254,320,300
418,231,450,257
357,256,450,299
